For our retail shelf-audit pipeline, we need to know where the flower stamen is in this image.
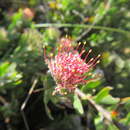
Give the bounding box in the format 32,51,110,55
44,37,100,95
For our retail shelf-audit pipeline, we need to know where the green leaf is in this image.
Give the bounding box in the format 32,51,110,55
126,113,130,125
101,52,111,66
73,94,84,115
43,89,54,120
81,80,101,93
0,62,9,76
119,112,130,126
8,9,23,31
0,62,22,91
94,87,113,103
99,95,120,105
122,98,130,112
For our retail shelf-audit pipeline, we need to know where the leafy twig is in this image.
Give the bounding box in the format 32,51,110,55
75,88,112,122
34,23,130,35
75,0,112,41
75,88,129,130
21,78,38,130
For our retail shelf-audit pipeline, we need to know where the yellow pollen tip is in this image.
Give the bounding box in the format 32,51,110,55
65,35,68,38
96,60,100,64
64,92,67,95
89,49,92,53
77,58,81,62
88,73,92,76
52,91,56,95
90,58,94,61
50,53,53,57
83,41,86,45
97,54,101,57
78,42,81,46
82,50,85,53
72,69,75,72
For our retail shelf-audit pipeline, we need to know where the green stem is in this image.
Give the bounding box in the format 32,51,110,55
75,88,112,122
75,88,128,130
34,23,130,34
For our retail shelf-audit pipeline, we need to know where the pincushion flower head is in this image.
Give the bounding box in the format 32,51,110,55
44,37,100,95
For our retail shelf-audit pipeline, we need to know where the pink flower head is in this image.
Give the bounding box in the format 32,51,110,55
45,37,100,95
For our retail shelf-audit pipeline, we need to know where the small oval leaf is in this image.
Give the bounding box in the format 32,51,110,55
73,94,84,115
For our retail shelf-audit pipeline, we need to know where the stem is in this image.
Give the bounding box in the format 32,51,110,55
75,88,129,130
21,78,38,130
34,23,130,35
75,88,112,122
0,96,8,105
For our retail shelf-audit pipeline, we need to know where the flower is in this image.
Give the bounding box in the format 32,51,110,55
45,37,100,95
23,8,35,20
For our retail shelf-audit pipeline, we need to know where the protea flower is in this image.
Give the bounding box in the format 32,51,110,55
44,37,100,95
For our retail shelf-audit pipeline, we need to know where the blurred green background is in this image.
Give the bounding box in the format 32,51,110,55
0,0,130,130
